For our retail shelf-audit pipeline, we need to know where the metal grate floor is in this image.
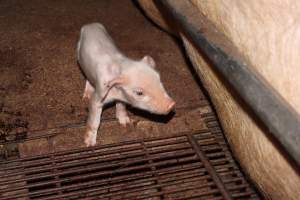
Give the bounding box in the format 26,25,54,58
0,128,260,200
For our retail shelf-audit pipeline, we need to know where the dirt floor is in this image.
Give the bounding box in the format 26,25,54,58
0,0,209,157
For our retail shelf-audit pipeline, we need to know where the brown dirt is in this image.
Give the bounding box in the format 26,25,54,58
0,0,207,156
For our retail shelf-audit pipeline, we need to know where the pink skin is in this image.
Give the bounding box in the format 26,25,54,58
77,23,175,147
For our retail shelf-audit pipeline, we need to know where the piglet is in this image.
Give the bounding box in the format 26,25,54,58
77,23,175,147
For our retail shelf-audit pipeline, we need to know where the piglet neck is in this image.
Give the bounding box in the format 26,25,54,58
117,56,136,72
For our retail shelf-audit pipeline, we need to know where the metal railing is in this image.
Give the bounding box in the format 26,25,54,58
159,0,300,167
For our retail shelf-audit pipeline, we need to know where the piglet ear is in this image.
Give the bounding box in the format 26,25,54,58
142,55,156,68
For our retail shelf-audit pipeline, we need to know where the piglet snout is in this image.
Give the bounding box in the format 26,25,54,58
167,100,175,112
158,98,175,114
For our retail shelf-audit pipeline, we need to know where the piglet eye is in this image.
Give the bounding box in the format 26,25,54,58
133,88,144,96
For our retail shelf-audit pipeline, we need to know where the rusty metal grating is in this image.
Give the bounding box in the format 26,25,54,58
0,129,260,200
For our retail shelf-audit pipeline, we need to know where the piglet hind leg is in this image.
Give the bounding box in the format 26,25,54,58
85,93,103,147
116,102,131,126
83,80,95,100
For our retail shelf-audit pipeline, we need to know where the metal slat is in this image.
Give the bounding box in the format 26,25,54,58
0,132,260,200
187,134,233,200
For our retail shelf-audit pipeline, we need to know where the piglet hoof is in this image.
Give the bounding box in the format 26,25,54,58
118,115,131,127
82,93,91,101
84,131,97,147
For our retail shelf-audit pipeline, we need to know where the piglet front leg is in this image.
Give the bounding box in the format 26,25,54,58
85,93,103,147
83,80,95,100
116,102,131,126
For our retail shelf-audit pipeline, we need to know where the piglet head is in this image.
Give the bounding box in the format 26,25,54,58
109,56,175,115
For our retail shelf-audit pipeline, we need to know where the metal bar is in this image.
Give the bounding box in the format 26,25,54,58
160,0,300,166
39,179,216,200
142,141,163,199
86,180,216,200
176,196,224,200
0,150,197,188
231,191,258,198
5,152,197,181
2,152,234,195
1,130,209,165
186,134,233,200
45,175,208,200
0,139,191,176
1,161,206,200
0,146,144,176
1,154,198,195
134,188,220,200
0,132,260,199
